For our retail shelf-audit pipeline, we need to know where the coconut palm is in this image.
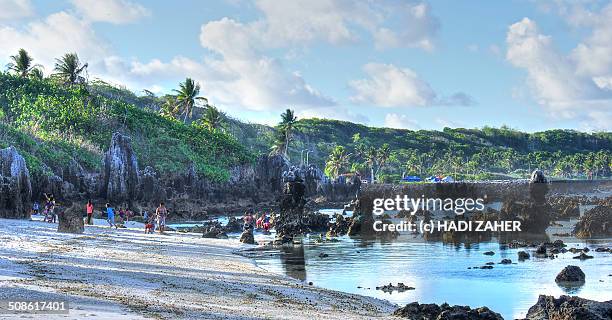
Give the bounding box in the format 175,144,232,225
159,96,180,118
201,105,225,131
53,53,88,85
29,68,44,80
173,78,208,123
364,146,377,183
6,49,42,78
279,109,297,159
325,146,351,179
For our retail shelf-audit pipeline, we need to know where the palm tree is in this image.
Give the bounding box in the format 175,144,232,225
201,105,224,131
159,96,180,118
374,143,391,181
53,53,88,85
325,146,351,179
6,49,42,77
269,130,287,156
364,146,377,183
279,109,297,159
29,68,44,80
173,78,208,123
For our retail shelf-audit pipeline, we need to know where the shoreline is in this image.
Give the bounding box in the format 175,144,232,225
0,218,397,320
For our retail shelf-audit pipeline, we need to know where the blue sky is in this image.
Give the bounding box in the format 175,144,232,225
0,0,611,131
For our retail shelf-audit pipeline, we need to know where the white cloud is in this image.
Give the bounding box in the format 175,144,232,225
70,0,150,24
0,12,109,69
568,3,612,79
505,17,611,128
254,0,439,51
384,113,420,130
0,0,32,20
348,63,473,107
299,107,369,124
197,16,335,111
349,63,435,107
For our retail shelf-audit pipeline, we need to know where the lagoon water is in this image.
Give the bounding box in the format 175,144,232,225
253,232,612,319
168,209,612,319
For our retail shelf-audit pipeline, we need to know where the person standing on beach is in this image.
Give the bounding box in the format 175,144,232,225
86,200,94,225
106,203,117,229
156,202,168,233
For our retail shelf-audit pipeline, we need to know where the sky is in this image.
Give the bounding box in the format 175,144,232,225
0,0,611,132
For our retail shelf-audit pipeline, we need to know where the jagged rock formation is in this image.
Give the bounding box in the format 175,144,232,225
57,203,84,234
393,302,503,319
275,167,309,243
0,146,32,219
574,205,612,238
100,133,140,203
524,295,612,320
255,154,290,193
499,170,551,233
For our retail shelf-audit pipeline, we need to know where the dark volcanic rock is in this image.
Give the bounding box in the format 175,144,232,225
239,228,255,244
100,133,140,203
524,295,611,320
0,146,32,219
574,205,612,238
518,251,530,260
202,226,228,239
376,282,414,293
555,265,585,283
393,302,503,319
57,203,84,234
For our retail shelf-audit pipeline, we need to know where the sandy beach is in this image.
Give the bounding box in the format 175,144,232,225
0,217,396,320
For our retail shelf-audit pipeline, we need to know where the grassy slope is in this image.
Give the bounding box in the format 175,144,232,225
0,74,252,181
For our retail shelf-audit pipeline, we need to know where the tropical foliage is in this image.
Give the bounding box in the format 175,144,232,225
0,66,251,181
6,49,42,78
173,77,208,123
53,53,88,85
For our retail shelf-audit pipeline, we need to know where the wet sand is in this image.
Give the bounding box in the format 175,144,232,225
0,218,396,320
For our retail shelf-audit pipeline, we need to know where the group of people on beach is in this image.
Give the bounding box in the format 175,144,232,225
103,202,169,233
32,193,57,223
243,210,272,232
34,195,170,234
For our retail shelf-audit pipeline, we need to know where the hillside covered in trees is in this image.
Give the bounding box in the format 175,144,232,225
288,119,612,182
1,49,610,187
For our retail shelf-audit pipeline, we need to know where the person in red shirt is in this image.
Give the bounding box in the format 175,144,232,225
86,200,94,225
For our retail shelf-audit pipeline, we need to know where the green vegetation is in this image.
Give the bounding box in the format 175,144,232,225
0,53,252,181
1,49,610,186
292,118,612,182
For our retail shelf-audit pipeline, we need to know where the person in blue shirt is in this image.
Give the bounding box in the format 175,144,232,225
106,203,117,229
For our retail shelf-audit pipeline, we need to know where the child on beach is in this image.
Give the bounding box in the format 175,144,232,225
263,214,271,232
144,213,155,234
106,203,118,229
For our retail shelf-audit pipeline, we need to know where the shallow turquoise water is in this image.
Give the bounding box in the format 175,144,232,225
253,234,612,319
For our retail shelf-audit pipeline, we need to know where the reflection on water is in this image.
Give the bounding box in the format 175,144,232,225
254,233,612,320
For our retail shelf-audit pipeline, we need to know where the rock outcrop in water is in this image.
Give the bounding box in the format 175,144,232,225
524,295,612,320
274,166,309,243
393,302,503,319
574,205,612,238
0,146,32,219
499,170,551,233
555,265,585,283
100,133,140,203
